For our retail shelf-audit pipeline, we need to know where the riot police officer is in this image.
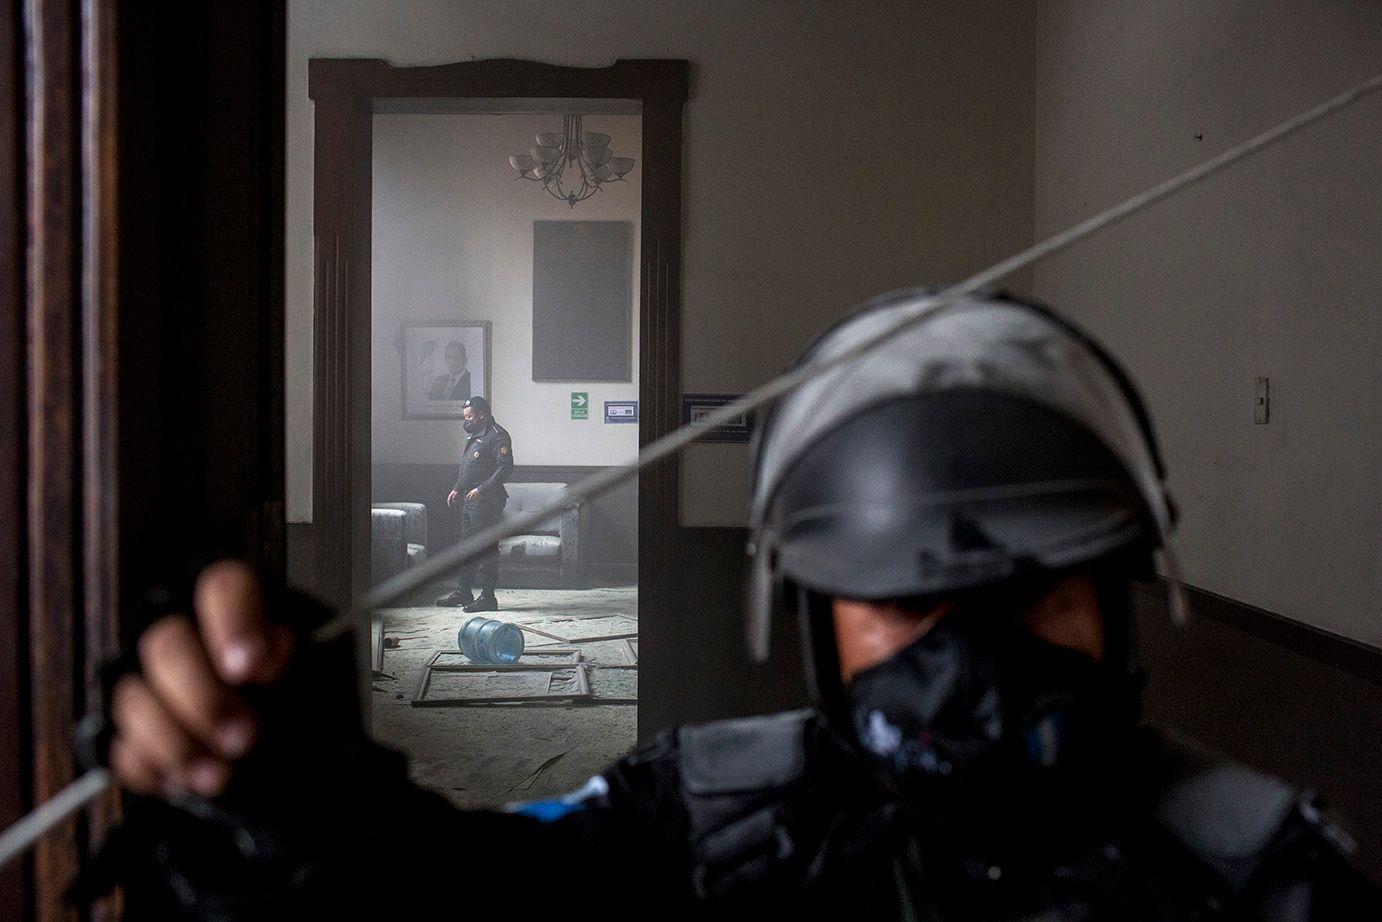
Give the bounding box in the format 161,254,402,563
436,395,512,612
100,290,1378,918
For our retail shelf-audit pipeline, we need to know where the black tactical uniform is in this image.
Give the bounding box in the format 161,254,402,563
95,701,1377,920
475,711,1372,919
452,420,513,596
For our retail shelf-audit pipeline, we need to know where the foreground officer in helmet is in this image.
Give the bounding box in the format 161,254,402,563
101,291,1377,918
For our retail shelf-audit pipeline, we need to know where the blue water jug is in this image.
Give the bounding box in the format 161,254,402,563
458,616,525,664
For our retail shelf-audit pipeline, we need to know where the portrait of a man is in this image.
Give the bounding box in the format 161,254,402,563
401,321,491,419
427,340,472,401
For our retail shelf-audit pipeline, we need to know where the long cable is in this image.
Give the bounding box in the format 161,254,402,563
2,70,1378,874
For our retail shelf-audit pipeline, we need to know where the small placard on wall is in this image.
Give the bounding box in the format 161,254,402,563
681,393,754,443
605,400,638,423
571,392,589,419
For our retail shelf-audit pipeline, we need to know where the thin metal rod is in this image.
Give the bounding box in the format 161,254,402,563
0,768,110,868
0,71,1377,872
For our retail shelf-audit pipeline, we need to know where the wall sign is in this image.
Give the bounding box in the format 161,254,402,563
571,392,589,419
605,400,638,423
680,393,754,443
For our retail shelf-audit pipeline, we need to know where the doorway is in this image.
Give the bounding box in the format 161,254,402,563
296,58,686,805
369,103,642,804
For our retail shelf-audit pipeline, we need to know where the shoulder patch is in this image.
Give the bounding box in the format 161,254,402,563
680,710,811,796
500,446,509,455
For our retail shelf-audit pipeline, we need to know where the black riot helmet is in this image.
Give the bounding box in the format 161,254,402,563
747,289,1185,669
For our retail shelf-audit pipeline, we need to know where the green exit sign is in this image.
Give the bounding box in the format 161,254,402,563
571,392,589,419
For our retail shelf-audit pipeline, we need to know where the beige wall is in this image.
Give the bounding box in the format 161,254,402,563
1030,2,1382,645
287,0,1038,523
289,1,1379,645
372,112,642,468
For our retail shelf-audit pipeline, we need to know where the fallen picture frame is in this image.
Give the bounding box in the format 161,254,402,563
412,661,590,708
511,615,638,644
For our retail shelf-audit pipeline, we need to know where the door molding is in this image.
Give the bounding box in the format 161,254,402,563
305,58,688,616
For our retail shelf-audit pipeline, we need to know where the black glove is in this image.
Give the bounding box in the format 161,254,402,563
71,585,411,919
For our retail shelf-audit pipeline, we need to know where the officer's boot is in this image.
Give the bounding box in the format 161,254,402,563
436,589,476,608
463,592,498,613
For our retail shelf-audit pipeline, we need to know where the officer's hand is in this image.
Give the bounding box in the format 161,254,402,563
109,561,294,798
466,488,481,502
447,489,459,507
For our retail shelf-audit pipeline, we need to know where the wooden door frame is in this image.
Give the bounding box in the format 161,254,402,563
1,0,121,915
304,58,688,622
2,2,286,917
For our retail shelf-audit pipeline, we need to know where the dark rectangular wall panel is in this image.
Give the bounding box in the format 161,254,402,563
531,220,633,382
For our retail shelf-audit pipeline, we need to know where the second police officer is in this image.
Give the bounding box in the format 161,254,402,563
437,395,513,613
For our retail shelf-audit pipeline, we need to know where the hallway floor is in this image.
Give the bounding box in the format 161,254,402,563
371,586,637,809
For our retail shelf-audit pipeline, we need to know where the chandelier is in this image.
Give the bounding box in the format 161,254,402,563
508,115,635,208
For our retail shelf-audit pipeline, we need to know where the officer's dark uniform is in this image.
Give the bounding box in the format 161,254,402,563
452,420,513,595
493,711,1375,919
100,702,1378,920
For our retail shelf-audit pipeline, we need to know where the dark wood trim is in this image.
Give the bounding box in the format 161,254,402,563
255,0,288,586
308,57,688,104
306,58,688,667
1137,578,1382,687
0,2,287,916
372,461,623,483
26,0,85,914
310,90,372,613
0,0,29,912
80,0,121,912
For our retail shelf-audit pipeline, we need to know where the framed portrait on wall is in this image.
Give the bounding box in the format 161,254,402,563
401,321,492,419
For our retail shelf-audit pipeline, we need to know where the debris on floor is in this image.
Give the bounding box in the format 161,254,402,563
371,586,637,809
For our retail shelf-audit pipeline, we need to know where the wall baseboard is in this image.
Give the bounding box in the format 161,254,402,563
1137,578,1381,687
583,563,637,587
1133,576,1382,884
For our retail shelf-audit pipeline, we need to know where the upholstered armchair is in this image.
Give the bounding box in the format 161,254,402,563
373,501,428,567
496,482,584,588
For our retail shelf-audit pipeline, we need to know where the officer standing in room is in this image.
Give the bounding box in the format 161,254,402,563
437,395,512,612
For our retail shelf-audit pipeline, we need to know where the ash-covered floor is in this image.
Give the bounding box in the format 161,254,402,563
370,586,637,809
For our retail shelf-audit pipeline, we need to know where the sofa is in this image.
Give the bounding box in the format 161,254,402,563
496,482,583,589
370,501,428,584
369,501,430,674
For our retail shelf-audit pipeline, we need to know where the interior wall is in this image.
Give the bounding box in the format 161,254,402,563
286,0,1038,526
371,112,642,468
1030,1,1382,646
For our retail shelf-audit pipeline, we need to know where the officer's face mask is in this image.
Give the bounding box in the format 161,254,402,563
843,606,1133,825
462,417,480,434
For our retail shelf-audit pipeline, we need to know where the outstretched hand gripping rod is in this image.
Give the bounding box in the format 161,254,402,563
1,71,1378,873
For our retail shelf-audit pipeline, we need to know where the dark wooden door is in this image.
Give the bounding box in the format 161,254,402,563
0,1,286,918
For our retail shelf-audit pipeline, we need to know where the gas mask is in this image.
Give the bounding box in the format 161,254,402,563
840,602,1137,836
